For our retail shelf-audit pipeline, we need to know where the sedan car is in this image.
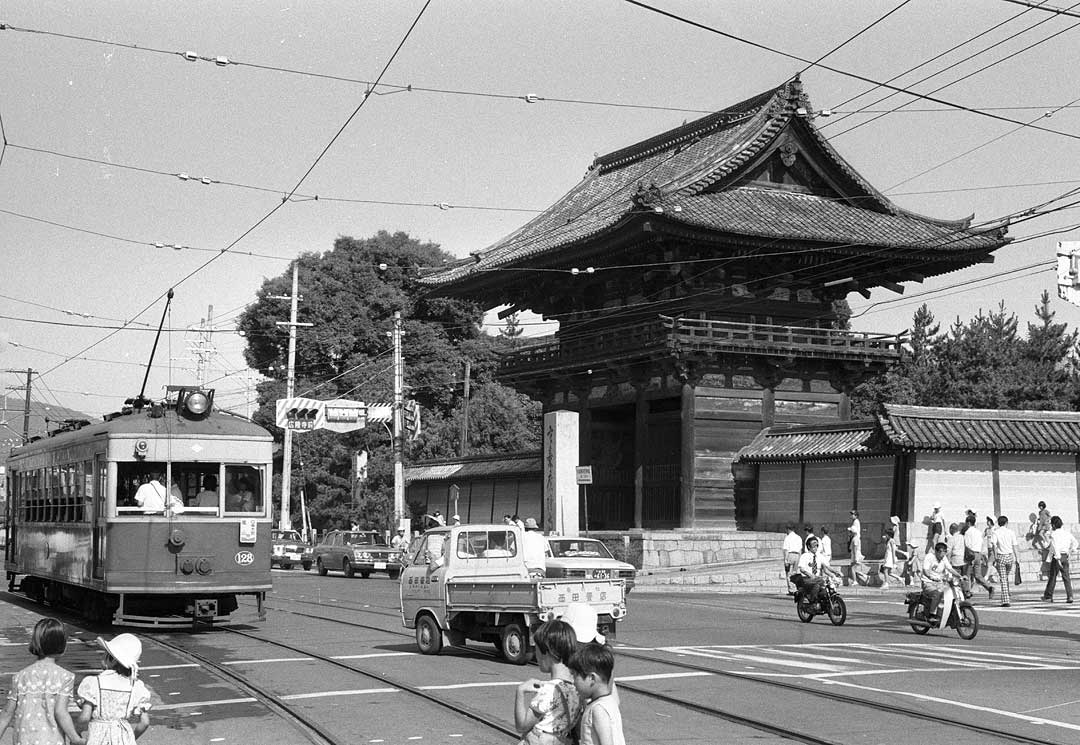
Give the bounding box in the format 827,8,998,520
271,529,313,571
312,530,400,578
545,537,636,592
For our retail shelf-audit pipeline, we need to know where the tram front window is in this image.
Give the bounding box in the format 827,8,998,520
224,465,264,514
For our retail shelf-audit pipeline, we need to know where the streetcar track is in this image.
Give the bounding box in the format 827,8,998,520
151,635,341,745
260,592,1069,745
220,626,522,740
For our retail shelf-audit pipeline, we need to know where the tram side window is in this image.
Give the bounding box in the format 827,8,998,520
172,464,220,513
116,462,169,514
224,466,263,513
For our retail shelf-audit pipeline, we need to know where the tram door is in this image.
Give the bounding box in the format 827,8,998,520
91,455,105,580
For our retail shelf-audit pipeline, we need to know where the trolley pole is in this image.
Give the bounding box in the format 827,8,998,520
392,312,405,526
272,264,312,531
20,369,31,443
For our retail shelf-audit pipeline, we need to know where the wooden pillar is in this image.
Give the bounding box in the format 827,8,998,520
680,379,697,529
633,387,647,529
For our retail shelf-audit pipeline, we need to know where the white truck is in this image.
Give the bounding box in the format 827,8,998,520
399,524,626,664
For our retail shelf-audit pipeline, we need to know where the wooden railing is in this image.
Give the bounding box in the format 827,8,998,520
500,316,901,374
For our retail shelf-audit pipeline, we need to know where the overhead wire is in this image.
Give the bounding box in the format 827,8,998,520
796,0,916,77
818,0,1051,130
827,7,1080,143
31,1,434,387
620,0,1080,144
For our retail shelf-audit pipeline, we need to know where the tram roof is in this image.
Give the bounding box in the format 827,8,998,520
7,408,272,457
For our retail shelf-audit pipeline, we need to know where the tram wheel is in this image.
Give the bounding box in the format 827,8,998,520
45,582,61,607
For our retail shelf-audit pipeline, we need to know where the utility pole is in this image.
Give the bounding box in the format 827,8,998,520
459,359,470,457
272,265,313,532
2,369,33,443
392,312,405,526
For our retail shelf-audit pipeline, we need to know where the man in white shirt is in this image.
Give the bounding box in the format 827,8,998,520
991,515,1018,607
1042,516,1078,603
391,528,409,550
962,514,994,598
782,525,803,595
794,535,839,605
134,471,167,512
921,542,962,619
521,518,547,577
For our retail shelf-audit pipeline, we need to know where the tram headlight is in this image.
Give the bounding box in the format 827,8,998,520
176,387,214,419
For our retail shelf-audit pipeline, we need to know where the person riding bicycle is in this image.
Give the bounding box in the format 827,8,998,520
793,536,839,605
921,541,963,620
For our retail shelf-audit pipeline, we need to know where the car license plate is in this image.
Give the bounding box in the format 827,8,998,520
286,552,300,560
374,562,386,570
593,569,609,579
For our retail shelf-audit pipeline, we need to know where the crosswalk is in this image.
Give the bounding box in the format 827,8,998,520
636,642,1080,678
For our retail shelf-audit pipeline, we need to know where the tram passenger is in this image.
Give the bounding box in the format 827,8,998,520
193,474,219,508
225,477,255,512
167,478,185,515
134,471,167,513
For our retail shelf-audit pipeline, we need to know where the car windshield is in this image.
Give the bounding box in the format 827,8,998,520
343,532,384,546
273,530,302,542
547,539,614,559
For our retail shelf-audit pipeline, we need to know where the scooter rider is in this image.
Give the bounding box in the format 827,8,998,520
922,541,963,620
794,535,840,605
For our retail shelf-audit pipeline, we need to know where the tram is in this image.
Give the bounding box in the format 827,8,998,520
3,386,273,628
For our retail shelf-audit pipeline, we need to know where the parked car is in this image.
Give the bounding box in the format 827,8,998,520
544,537,636,593
271,529,313,571
312,530,400,578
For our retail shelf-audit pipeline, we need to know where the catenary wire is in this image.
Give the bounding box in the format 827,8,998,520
621,0,1080,144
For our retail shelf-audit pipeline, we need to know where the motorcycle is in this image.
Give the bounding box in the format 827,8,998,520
905,575,978,639
794,575,847,625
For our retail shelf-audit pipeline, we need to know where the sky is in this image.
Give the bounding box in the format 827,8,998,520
2,0,1080,436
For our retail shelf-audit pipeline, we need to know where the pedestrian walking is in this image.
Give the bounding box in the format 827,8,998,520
990,515,1018,607
847,510,864,585
0,617,84,745
947,523,966,576
782,524,802,595
963,514,994,598
926,502,946,554
880,528,905,590
819,526,833,563
1034,501,1052,579
1042,516,1077,603
77,633,152,744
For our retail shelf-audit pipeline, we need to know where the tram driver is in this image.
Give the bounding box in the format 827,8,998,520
134,470,167,513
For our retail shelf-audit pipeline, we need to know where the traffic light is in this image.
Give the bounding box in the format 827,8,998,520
286,407,318,430
404,400,421,440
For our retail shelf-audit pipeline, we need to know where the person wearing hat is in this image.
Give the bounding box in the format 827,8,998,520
522,518,547,577
77,633,153,743
391,528,409,550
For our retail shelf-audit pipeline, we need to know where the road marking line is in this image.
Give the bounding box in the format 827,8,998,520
223,657,311,665
333,652,413,660
820,679,1080,732
661,647,847,672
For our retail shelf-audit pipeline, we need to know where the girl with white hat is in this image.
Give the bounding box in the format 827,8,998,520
76,634,152,744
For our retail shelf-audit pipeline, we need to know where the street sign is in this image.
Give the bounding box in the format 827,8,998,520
575,465,593,485
276,397,372,433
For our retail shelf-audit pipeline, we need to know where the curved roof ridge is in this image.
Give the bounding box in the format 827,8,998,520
592,82,790,175
884,403,1080,421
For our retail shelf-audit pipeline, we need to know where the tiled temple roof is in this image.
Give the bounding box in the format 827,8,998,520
736,406,1080,464
405,451,541,483
422,78,1008,289
877,405,1080,453
736,421,878,463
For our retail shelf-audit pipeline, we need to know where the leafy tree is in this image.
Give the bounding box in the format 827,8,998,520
498,312,525,347
852,296,1080,416
237,231,539,533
